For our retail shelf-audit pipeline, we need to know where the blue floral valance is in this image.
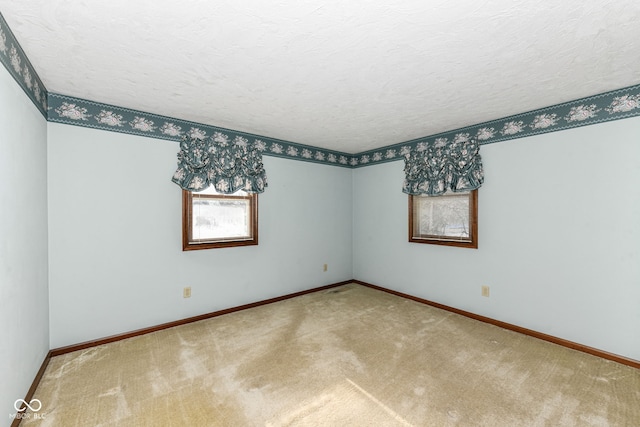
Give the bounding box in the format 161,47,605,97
172,132,268,193
402,137,483,196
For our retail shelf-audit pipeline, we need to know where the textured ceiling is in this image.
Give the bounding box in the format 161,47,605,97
1,0,639,153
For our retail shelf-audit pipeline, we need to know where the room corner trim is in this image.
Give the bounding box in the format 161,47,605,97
353,280,640,370
11,351,52,427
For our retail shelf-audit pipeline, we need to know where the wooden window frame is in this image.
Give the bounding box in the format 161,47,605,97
408,190,478,249
182,189,258,251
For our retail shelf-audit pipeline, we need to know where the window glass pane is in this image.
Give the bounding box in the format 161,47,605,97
414,193,470,238
183,186,258,251
191,198,251,240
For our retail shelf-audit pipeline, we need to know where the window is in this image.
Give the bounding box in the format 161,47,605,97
409,190,478,248
182,186,258,250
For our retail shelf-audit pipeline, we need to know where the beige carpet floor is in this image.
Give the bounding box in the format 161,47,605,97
21,283,640,426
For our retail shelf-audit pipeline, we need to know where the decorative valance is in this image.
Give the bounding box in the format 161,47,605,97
172,132,268,193
402,137,483,195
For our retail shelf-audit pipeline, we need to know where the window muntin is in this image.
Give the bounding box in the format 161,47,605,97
182,186,258,250
409,190,477,248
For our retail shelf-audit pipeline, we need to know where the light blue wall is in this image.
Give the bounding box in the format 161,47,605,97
35,108,640,361
0,65,49,417
47,123,353,348
353,117,640,361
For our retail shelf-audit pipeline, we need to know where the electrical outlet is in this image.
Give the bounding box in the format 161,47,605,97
481,286,490,297
183,287,191,298
323,264,328,272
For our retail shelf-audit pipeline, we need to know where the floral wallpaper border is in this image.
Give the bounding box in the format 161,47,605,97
48,93,355,167
0,13,48,116
351,83,640,167
2,12,640,169
48,83,640,168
